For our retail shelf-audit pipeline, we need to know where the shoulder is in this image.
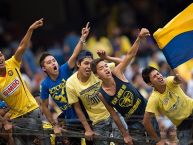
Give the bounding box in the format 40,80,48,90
146,91,160,114
66,72,78,85
166,76,177,87
6,56,21,67
148,91,159,104
40,77,50,87
91,72,100,80
61,62,73,72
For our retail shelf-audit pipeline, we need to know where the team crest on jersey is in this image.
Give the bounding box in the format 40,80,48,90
8,70,13,76
119,91,133,107
1,78,20,98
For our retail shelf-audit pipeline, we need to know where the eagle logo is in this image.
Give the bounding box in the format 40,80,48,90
119,91,133,107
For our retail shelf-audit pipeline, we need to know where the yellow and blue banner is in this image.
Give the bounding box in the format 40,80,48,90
153,3,193,69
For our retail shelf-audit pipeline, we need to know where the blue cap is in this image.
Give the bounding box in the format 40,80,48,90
76,50,93,62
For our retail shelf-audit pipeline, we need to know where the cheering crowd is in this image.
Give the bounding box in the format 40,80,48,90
0,13,193,145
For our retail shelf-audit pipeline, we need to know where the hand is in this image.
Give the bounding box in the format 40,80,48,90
97,50,107,59
53,124,62,135
124,134,133,145
84,130,95,141
138,28,150,39
81,22,90,41
3,121,12,131
156,140,166,145
29,18,44,30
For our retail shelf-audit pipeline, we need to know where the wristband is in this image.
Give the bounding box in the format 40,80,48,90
51,122,57,126
80,37,86,44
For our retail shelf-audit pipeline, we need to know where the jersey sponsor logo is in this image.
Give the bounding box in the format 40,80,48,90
8,70,13,76
2,78,20,98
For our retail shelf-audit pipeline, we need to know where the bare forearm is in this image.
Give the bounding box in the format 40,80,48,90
126,37,140,58
74,104,92,132
19,29,33,51
144,116,159,140
105,56,122,64
42,106,56,125
14,18,43,62
68,22,90,68
173,68,182,84
15,29,33,60
68,40,84,68
112,113,129,137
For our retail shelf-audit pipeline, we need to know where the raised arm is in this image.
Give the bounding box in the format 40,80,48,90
113,28,150,74
97,50,122,64
98,93,133,145
172,68,183,84
14,18,43,62
68,22,90,69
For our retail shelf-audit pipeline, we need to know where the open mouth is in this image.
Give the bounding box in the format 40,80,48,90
159,78,164,83
106,71,111,75
53,66,57,71
85,69,91,73
0,60,3,64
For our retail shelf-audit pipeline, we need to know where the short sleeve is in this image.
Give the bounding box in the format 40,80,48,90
60,62,73,78
166,76,178,87
6,56,21,69
40,81,49,100
66,79,79,104
145,94,160,116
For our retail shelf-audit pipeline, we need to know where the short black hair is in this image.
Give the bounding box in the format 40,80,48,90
39,52,53,68
142,66,158,84
90,58,104,74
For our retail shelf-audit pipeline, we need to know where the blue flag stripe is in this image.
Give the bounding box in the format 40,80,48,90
162,30,193,68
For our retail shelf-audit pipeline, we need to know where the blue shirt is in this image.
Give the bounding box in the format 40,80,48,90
40,63,77,119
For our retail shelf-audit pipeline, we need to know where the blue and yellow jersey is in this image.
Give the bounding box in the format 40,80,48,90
40,62,77,120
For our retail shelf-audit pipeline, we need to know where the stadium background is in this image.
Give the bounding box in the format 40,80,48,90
0,0,193,99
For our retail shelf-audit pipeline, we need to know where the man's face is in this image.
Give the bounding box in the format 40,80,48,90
96,61,111,80
42,55,59,76
0,51,5,69
149,70,166,87
78,57,93,78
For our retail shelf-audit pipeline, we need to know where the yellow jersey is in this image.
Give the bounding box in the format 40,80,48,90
0,56,38,119
66,72,110,125
146,76,193,126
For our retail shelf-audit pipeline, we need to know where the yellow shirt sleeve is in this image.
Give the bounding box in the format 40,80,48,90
6,56,21,69
145,94,160,116
12,56,21,68
66,79,79,104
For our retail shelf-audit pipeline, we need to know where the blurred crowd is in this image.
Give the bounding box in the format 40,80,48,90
0,0,193,114
0,1,193,145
